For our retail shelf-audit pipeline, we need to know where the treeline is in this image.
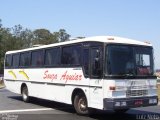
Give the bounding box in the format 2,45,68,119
0,19,70,74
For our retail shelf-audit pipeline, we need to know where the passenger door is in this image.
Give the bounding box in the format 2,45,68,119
89,46,103,109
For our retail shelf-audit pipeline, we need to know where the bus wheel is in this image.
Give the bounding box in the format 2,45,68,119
22,86,29,102
74,93,89,115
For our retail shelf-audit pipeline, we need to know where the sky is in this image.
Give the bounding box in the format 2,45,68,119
0,0,160,69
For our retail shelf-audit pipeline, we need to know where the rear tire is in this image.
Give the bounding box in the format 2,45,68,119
22,86,29,102
74,93,89,115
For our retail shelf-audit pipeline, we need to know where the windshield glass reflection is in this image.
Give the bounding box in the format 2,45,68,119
106,45,153,76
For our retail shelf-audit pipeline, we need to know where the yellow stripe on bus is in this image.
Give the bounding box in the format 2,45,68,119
8,70,17,80
19,70,29,80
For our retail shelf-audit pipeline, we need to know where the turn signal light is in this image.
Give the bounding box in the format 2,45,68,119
109,86,116,90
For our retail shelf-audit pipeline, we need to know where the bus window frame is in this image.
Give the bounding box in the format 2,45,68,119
19,52,31,68
44,47,61,67
31,49,45,68
82,48,90,78
61,43,82,67
5,54,12,69
104,43,156,79
12,53,20,68
90,45,103,79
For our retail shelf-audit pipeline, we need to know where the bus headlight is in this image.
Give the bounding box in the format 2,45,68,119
121,101,127,106
149,99,157,104
115,102,120,106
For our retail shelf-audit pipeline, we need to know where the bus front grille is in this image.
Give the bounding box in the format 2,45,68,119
126,90,148,97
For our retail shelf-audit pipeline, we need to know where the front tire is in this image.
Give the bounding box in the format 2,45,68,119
74,93,89,115
22,86,29,102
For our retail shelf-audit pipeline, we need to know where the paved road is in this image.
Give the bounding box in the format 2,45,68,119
0,88,160,120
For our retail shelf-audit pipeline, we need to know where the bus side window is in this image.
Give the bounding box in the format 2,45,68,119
61,45,81,66
61,46,72,65
5,55,12,68
91,47,102,78
31,50,44,67
45,47,60,66
12,54,20,68
20,52,30,67
83,49,89,77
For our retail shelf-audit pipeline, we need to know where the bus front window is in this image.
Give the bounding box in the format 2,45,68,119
105,45,154,76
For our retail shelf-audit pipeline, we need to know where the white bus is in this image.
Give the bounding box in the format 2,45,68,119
4,36,158,114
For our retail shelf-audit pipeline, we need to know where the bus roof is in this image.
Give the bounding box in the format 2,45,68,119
6,36,152,54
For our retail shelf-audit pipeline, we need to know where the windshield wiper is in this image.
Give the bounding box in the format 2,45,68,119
123,73,134,76
122,73,135,78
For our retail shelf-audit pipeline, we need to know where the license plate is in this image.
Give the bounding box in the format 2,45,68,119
134,100,143,106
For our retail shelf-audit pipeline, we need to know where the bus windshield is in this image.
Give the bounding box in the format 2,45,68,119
105,45,154,76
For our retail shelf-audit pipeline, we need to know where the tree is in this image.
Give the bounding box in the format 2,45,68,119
20,29,34,48
0,21,13,73
0,24,26,73
10,25,24,50
0,19,2,28
58,29,70,42
33,29,58,45
0,19,71,74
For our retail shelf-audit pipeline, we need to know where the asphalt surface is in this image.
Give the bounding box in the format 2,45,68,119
0,88,160,120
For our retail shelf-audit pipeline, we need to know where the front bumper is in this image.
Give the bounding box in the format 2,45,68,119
103,96,158,110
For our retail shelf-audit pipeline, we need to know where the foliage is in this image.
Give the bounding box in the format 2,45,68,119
0,19,71,74
33,29,57,45
58,29,70,42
